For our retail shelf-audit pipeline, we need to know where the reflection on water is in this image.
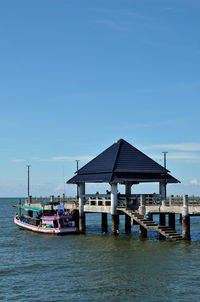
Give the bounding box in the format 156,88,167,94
1,198,200,302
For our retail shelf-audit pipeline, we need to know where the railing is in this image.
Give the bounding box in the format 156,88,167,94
167,196,200,206
84,194,161,207
26,194,200,208
26,196,77,204
85,195,111,207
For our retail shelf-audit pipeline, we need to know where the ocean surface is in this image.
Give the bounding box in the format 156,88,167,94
1,198,200,302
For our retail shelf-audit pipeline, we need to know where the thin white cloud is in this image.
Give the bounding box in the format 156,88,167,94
50,155,94,162
189,178,200,185
12,159,26,162
143,143,200,151
11,155,93,163
151,152,200,160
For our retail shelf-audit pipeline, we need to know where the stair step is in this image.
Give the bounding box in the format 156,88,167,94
168,235,182,238
164,230,177,234
140,219,151,222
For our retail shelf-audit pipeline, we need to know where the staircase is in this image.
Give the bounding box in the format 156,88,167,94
120,208,183,241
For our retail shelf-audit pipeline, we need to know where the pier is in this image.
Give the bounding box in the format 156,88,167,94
26,193,200,241
25,139,200,241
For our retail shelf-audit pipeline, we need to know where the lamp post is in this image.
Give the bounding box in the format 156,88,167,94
27,165,31,197
162,152,168,200
75,160,80,199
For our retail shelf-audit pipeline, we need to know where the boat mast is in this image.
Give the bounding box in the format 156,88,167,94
27,165,31,197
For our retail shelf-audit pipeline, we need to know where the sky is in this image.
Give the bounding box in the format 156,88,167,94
0,0,200,197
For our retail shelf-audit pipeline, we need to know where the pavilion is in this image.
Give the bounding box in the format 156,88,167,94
67,139,180,233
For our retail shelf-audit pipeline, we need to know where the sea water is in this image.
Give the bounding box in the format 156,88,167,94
1,198,200,302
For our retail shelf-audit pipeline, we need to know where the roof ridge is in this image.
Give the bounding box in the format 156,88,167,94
76,140,119,175
109,140,123,182
112,140,122,172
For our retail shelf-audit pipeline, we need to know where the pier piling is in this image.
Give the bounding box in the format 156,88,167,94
159,213,166,226
73,210,79,229
139,225,147,238
101,213,108,233
169,213,175,229
112,214,119,235
79,214,86,234
125,214,131,233
182,195,191,240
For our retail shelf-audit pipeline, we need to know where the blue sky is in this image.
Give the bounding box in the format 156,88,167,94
0,0,200,197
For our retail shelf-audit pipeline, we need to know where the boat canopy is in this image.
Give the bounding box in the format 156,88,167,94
23,206,43,212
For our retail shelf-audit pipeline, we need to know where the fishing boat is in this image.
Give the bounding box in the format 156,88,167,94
14,200,78,235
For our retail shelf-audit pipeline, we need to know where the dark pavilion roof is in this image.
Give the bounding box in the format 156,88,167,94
67,139,180,184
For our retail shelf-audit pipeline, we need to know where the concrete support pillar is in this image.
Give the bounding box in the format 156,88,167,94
125,183,132,208
139,225,147,238
159,182,166,200
112,214,119,235
78,183,86,234
159,213,166,226
139,195,146,215
125,214,131,233
111,183,118,215
110,183,119,235
182,195,191,240
101,213,108,233
169,213,175,229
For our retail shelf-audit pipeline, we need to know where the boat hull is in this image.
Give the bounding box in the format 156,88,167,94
14,215,78,235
